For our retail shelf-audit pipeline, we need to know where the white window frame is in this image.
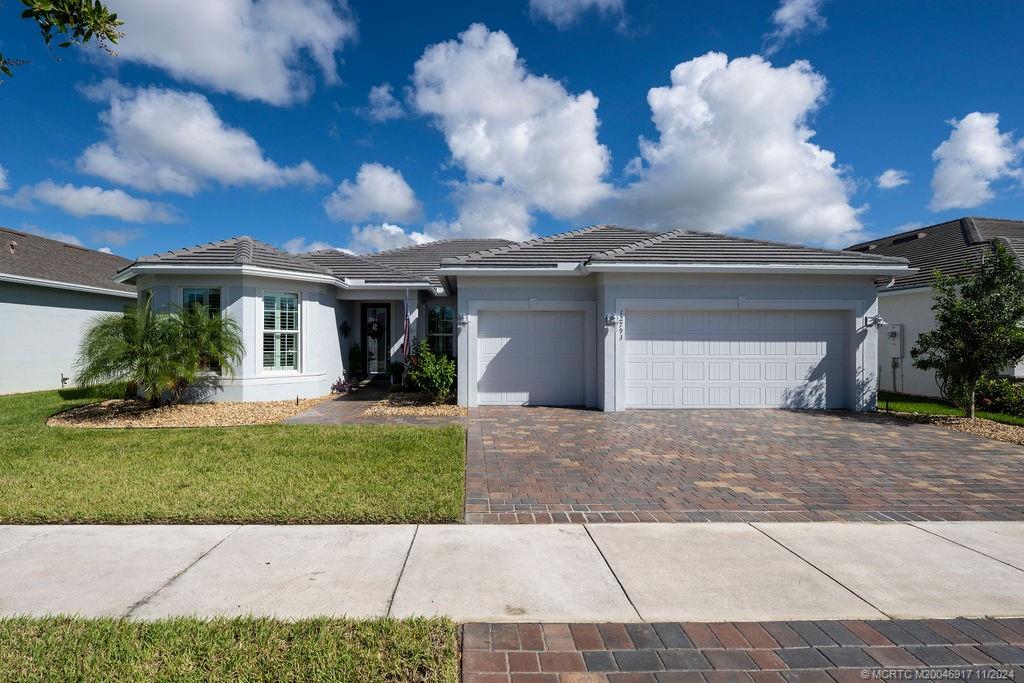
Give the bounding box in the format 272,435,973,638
262,290,301,373
426,303,456,358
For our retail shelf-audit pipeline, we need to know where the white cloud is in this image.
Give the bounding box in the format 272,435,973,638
78,86,327,195
97,247,114,254
443,183,535,241
347,223,435,253
281,236,349,254
20,223,84,246
113,0,357,105
763,0,826,55
324,163,422,223
364,84,405,121
412,24,611,238
89,228,143,246
77,77,134,102
877,169,910,189
929,112,1023,211
529,0,624,29
609,52,863,247
0,164,8,192
4,181,178,223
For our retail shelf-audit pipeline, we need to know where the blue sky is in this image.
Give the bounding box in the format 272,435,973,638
1,0,1022,258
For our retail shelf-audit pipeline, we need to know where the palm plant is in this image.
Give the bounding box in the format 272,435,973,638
76,299,245,405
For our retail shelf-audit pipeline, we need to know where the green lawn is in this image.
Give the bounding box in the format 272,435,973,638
878,390,1024,426
0,616,457,682
0,390,464,524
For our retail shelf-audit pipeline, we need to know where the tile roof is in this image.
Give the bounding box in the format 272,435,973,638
589,228,908,266
130,236,333,277
364,238,515,285
846,217,1024,290
300,249,426,284
440,226,656,267
0,226,135,294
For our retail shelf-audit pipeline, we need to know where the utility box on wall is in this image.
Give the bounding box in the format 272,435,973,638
884,324,905,359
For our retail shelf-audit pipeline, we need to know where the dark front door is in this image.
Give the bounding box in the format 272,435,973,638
362,303,390,375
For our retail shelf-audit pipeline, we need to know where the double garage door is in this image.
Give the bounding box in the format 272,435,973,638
474,308,849,409
624,310,847,409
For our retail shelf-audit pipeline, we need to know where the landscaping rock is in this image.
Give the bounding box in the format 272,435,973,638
47,395,332,428
363,392,467,417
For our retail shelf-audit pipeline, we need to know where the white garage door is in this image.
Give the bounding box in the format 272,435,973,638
624,310,847,409
477,310,585,406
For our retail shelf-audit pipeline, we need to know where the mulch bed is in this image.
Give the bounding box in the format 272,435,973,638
363,391,467,417
886,410,1024,446
47,395,332,429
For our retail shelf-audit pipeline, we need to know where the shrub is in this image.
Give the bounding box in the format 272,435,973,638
976,377,1024,416
76,299,244,405
407,339,456,404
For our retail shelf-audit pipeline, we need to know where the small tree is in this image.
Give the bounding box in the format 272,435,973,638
911,242,1024,418
407,339,456,404
2,0,124,81
76,299,244,405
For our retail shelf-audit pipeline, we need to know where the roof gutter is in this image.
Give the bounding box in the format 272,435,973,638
117,263,433,291
437,263,585,277
0,272,137,298
583,262,916,276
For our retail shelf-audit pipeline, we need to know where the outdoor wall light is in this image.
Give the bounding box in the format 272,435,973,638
603,314,619,326
457,314,470,327
864,315,887,328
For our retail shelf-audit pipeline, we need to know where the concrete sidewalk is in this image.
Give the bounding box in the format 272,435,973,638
1,522,1023,622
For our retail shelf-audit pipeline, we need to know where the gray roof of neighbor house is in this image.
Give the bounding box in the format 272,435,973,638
846,217,1024,291
0,226,136,295
442,225,908,270
441,226,655,267
365,238,514,285
300,249,427,284
128,236,333,277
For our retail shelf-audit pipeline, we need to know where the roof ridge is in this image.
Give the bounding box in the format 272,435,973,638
368,237,513,257
233,236,254,264
299,249,421,281
588,228,686,261
674,227,905,263
442,225,621,264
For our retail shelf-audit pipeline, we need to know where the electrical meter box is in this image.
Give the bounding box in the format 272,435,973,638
884,324,904,359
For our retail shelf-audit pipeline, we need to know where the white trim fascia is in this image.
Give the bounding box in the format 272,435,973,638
339,278,433,289
116,264,339,286
438,263,584,277
0,272,137,299
585,262,916,276
878,285,932,296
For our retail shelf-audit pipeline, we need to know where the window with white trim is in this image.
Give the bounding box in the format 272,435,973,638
182,287,221,317
426,304,455,357
263,291,299,371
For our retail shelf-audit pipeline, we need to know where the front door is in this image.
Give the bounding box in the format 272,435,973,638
362,303,390,375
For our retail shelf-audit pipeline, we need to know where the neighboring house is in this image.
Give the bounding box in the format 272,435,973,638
115,226,911,410
847,217,1024,398
0,227,136,394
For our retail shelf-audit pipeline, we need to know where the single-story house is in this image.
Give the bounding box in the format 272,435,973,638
115,225,912,410
0,227,137,394
847,217,1024,397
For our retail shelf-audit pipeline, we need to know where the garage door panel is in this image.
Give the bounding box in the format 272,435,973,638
477,310,585,406
624,310,846,409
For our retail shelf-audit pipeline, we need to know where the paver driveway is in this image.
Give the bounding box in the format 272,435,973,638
465,408,1024,523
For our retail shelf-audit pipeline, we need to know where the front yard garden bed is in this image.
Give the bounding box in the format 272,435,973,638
47,395,331,428
0,616,457,682
879,391,1024,446
364,391,467,417
0,389,464,524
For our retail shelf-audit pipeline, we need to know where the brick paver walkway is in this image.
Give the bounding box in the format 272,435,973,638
461,619,1024,682
465,408,1024,523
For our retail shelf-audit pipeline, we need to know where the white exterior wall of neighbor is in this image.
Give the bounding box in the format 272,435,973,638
0,281,133,394
456,273,881,412
139,274,343,401
877,287,1024,398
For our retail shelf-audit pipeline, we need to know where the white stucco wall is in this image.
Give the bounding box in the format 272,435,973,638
456,272,881,412
140,274,344,401
0,281,133,394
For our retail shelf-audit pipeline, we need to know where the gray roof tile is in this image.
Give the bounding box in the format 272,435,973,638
132,236,333,277
590,228,908,265
846,217,1024,290
365,238,515,285
441,226,656,267
300,249,425,283
0,226,135,294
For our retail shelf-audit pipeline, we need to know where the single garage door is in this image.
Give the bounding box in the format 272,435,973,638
477,310,585,406
624,310,847,409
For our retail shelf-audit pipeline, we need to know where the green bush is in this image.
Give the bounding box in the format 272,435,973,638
976,377,1024,416
407,339,456,404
